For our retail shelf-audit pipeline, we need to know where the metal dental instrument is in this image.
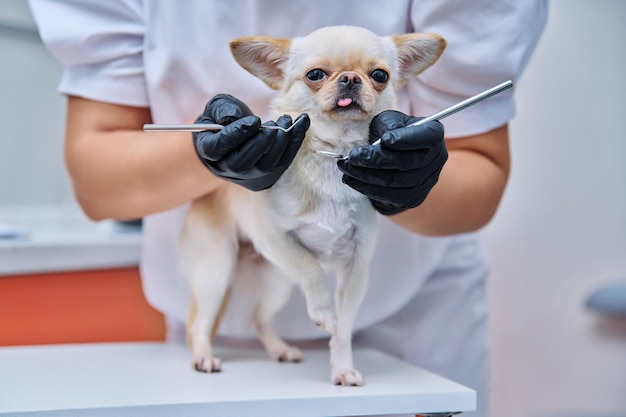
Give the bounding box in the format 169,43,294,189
313,79,514,160
143,113,308,133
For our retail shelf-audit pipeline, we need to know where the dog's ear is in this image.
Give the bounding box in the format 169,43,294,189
391,33,446,87
230,36,292,90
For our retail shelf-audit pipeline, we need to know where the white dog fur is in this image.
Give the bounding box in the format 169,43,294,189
179,26,445,386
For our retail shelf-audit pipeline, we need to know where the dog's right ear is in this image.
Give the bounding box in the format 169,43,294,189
230,36,291,90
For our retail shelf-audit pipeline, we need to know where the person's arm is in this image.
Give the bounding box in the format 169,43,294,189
65,94,310,221
65,96,223,221
390,124,510,236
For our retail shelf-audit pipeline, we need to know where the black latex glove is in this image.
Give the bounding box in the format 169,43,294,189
193,94,310,191
337,110,447,215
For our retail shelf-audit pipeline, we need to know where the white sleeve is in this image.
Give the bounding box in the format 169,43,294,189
29,0,148,107
408,0,548,137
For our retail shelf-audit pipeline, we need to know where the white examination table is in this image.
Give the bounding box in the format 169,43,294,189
0,341,474,416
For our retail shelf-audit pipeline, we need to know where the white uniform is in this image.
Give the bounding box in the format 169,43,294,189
30,1,547,415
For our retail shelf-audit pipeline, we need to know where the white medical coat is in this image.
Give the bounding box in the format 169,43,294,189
29,1,547,415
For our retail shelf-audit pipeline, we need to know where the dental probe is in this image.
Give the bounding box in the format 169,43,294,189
372,79,513,145
314,79,513,159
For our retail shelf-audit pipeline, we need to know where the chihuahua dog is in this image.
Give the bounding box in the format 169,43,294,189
179,26,445,386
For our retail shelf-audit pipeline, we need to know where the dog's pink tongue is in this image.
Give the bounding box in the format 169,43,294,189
337,98,353,107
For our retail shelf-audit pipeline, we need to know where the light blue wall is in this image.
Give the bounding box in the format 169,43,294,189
487,1,626,416
0,0,70,205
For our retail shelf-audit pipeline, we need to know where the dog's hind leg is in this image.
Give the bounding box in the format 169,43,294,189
250,264,302,362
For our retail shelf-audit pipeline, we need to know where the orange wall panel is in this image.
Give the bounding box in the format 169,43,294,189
0,267,165,345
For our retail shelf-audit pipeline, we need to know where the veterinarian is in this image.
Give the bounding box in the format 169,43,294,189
30,1,547,416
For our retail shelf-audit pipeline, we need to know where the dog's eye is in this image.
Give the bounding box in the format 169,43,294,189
306,69,327,82
370,69,389,84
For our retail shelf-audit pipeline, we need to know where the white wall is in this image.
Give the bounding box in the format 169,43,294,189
486,1,626,416
1,1,624,416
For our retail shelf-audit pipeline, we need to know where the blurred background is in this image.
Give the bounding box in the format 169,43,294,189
0,1,624,417
486,1,626,416
0,1,68,205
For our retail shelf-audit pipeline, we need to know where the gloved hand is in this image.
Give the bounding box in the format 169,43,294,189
193,94,310,191
337,110,447,215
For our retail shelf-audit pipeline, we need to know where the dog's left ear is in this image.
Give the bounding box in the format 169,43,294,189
392,33,447,87
230,36,292,90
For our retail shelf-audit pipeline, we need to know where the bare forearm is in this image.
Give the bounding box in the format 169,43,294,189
65,96,221,221
389,125,510,236
67,130,221,220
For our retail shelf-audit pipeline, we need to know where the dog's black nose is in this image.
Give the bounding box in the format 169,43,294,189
339,72,362,88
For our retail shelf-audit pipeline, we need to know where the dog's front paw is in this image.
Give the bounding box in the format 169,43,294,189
309,307,337,335
193,356,222,373
331,368,363,387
